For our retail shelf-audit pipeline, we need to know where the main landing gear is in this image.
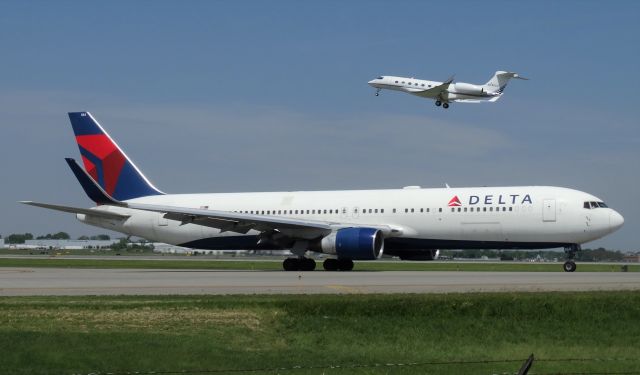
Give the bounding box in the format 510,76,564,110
563,244,581,272
322,258,354,271
435,100,449,109
281,258,355,271
283,257,316,271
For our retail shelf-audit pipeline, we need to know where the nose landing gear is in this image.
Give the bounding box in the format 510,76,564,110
563,244,581,272
375,88,381,96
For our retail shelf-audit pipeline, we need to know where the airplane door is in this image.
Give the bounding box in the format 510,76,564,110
543,199,556,222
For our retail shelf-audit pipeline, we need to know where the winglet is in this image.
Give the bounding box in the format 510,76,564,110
65,158,124,206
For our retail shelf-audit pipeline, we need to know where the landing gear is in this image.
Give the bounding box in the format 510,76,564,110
435,100,442,107
375,88,380,96
442,103,449,109
562,244,581,272
283,257,316,271
323,258,354,271
563,261,577,273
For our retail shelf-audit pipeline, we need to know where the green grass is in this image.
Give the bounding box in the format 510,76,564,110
0,257,638,272
0,292,639,374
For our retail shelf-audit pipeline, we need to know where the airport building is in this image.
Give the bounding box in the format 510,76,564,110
23,239,119,250
0,238,5,249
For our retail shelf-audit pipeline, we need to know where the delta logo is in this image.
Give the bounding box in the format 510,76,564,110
448,196,462,207
448,194,533,206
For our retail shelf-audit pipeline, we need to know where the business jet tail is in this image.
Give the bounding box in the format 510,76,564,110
68,112,164,201
484,71,528,94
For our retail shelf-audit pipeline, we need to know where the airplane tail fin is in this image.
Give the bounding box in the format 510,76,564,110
484,71,528,94
68,112,164,201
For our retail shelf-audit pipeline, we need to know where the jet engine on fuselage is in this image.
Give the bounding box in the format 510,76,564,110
453,82,485,95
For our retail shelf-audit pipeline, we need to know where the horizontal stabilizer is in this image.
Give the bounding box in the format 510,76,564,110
20,201,129,220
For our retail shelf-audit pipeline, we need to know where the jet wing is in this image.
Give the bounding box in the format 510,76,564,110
127,202,334,239
126,202,401,240
412,77,454,98
20,201,130,220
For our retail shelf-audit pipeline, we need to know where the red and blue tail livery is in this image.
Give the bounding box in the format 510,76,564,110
68,112,163,201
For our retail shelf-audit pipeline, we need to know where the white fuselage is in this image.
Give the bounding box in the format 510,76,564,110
368,75,498,102
78,186,624,254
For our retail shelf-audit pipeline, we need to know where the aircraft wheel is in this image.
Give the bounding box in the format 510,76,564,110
563,260,577,273
435,100,442,107
301,258,316,271
337,258,354,271
323,258,339,271
375,92,379,96
283,257,299,271
443,103,449,109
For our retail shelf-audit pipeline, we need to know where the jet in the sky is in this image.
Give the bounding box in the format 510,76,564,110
22,112,623,272
368,71,527,108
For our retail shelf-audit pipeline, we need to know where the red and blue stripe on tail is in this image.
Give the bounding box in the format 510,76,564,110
68,112,163,201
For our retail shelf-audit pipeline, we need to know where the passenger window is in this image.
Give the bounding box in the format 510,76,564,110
405,208,408,213
483,207,487,212
381,209,384,213
464,207,467,212
509,207,513,211
421,84,425,87
427,208,430,213
420,208,424,213
457,207,461,212
393,208,396,213
451,208,455,212
439,208,442,212
374,209,378,213
411,208,414,213
395,80,398,83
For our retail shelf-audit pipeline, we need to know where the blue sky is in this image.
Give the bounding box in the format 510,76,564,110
1,1,638,250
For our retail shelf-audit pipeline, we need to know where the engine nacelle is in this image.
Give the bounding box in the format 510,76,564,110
316,227,384,260
453,82,485,95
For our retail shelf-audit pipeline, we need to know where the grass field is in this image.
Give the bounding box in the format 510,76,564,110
0,292,639,374
0,256,638,272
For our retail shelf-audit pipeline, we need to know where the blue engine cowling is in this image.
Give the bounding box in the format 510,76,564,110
318,227,384,260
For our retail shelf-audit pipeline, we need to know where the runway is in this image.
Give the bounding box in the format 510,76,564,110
0,268,638,296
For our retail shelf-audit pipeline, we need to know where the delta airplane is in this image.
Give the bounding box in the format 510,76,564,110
22,112,623,272
368,71,527,108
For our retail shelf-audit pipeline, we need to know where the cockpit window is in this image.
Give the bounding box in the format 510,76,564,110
377,76,384,79
585,201,608,209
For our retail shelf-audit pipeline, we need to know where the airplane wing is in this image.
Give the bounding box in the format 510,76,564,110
126,202,401,240
412,76,454,98
20,201,130,220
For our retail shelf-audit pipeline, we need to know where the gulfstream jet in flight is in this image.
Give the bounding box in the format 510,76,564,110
368,71,527,108
22,112,623,272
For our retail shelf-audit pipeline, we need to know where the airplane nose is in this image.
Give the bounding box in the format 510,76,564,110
368,80,375,86
609,211,624,232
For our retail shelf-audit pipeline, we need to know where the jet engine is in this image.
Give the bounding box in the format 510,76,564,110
453,83,485,95
313,227,384,260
